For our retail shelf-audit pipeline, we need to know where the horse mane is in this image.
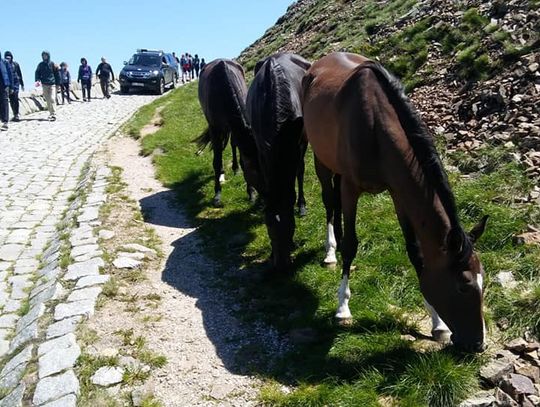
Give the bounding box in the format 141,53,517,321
358,61,472,262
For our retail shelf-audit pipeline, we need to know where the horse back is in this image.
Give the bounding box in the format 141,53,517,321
198,59,249,132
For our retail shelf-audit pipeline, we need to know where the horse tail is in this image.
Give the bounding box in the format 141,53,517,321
193,127,212,154
356,61,467,246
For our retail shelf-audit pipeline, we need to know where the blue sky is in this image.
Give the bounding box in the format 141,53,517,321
2,0,292,90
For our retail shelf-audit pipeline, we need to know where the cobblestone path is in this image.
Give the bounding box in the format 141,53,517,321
0,94,158,406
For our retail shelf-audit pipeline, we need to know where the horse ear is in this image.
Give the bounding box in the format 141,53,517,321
469,215,489,243
447,228,464,253
254,60,264,75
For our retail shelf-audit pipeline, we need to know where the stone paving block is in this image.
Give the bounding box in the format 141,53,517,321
54,299,96,321
77,206,99,223
0,345,33,391
71,244,99,258
0,244,24,261
64,257,103,281
33,369,80,405
46,316,82,339
0,341,9,357
73,250,103,263
41,394,77,407
0,262,11,272
15,303,45,333
0,383,25,407
0,314,19,329
75,274,110,289
0,291,9,308
30,282,65,307
9,320,39,352
38,333,77,356
67,286,103,303
3,299,22,313
39,342,81,378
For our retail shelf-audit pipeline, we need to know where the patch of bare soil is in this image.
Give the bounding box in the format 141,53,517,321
140,106,165,138
85,135,271,406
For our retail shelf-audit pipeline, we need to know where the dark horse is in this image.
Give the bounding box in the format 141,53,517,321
246,53,311,272
196,59,259,206
302,52,488,352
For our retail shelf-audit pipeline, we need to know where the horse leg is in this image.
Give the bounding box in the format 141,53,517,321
315,157,338,266
231,140,239,176
336,177,360,323
211,135,224,207
397,212,451,343
333,173,343,251
296,142,308,217
239,156,256,203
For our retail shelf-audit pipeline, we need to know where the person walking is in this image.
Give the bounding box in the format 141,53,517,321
59,62,71,104
193,54,200,78
0,51,12,131
78,58,92,101
188,54,194,80
200,58,206,72
95,57,114,99
35,50,60,121
4,51,23,122
180,54,187,83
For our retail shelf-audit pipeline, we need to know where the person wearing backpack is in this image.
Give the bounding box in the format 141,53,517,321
35,50,60,121
95,57,114,99
180,54,187,83
4,51,23,122
78,58,92,101
59,62,71,104
0,51,13,131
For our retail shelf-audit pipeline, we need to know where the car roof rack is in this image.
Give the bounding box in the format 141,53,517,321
137,49,164,54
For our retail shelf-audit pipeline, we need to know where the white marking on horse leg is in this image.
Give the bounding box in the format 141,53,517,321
219,173,226,184
275,214,281,223
324,222,337,265
335,276,352,320
424,300,451,342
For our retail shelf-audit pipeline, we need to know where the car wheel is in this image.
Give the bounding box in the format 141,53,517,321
120,86,129,94
157,78,165,95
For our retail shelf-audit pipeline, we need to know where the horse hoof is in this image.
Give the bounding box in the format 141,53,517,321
298,206,307,217
432,329,452,344
219,174,226,184
323,261,337,270
335,317,353,327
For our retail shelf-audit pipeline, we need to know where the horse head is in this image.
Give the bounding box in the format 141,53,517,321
419,216,488,352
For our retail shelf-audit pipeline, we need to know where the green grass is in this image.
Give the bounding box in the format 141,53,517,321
132,83,540,406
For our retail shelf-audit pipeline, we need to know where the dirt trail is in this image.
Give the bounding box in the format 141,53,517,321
106,135,262,406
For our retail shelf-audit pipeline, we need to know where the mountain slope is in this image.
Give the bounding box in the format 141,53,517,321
239,0,540,183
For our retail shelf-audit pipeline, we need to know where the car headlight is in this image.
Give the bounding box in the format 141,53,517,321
152,70,159,76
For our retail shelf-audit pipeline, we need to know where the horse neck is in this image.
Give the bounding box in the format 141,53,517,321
388,154,451,269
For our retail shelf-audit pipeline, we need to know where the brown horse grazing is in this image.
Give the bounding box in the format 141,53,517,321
302,52,488,352
246,53,311,272
196,59,260,206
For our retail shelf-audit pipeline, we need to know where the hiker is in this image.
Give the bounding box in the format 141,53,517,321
96,57,114,99
180,54,188,83
59,62,71,104
78,58,92,101
35,50,60,121
0,51,12,131
193,54,200,78
188,53,194,79
200,58,206,72
4,51,23,122
172,52,180,64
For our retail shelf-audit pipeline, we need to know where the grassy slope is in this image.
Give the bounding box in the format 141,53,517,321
125,84,540,406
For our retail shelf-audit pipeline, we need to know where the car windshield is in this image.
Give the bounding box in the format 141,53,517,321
129,54,161,67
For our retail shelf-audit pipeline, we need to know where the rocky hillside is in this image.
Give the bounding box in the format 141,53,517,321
239,0,540,198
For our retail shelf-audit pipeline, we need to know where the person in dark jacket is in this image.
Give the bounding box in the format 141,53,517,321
0,51,12,131
193,54,200,78
95,57,114,99
59,62,71,104
35,50,60,121
4,51,23,122
200,58,206,72
78,58,92,101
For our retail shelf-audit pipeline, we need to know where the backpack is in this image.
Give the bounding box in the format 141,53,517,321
81,66,91,81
